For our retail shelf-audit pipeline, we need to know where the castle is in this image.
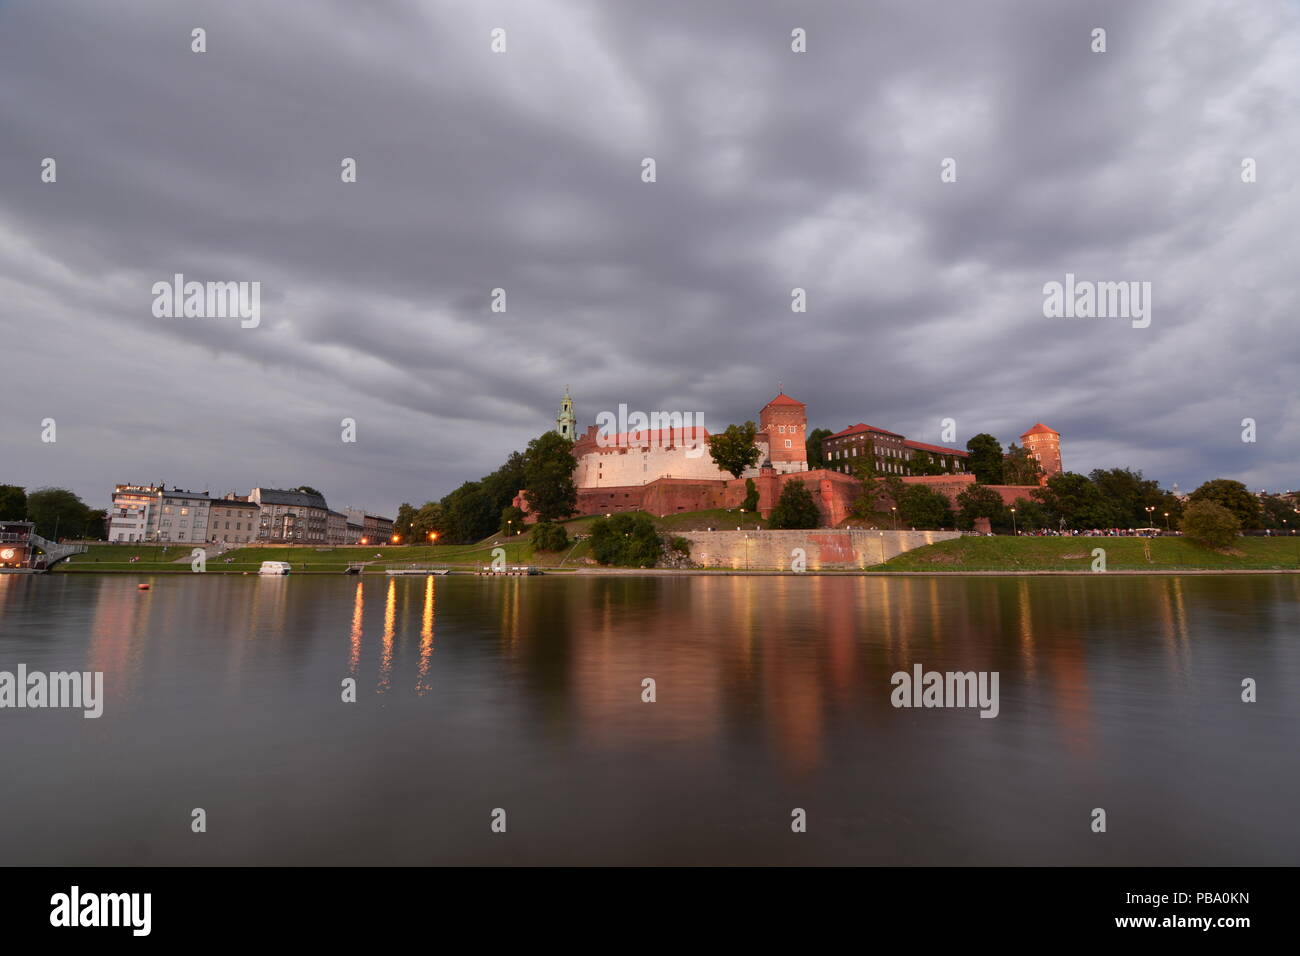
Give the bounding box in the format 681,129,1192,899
515,389,1061,527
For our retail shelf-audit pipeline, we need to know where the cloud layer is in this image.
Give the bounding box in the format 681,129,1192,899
2,0,1297,514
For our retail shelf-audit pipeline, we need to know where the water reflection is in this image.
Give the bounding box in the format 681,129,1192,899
2,572,1297,864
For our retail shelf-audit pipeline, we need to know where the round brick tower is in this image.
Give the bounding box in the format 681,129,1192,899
1020,423,1062,484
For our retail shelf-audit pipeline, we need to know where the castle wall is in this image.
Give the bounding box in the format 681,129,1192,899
677,529,959,570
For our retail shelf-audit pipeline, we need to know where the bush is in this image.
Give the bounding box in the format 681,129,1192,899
670,536,691,555
1180,500,1241,549
740,478,759,513
896,484,953,530
768,480,821,529
589,513,663,566
529,521,569,552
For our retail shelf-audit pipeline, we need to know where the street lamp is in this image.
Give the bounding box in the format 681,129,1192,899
890,506,898,531
428,531,438,543
1163,511,1171,532
1010,507,1017,536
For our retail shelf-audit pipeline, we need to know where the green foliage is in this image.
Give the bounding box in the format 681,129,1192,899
768,480,821,529
411,501,446,542
529,521,569,552
1189,479,1263,529
708,421,763,478
1032,472,1120,530
523,431,577,522
1260,493,1298,531
1088,467,1171,527
393,503,417,541
670,536,691,555
806,427,833,468
965,433,1005,484
440,481,495,543
740,478,759,513
293,485,323,497
1180,500,1241,548
896,484,953,529
956,483,1011,531
500,505,525,534
481,451,527,515
589,513,663,567
1002,443,1043,485
0,485,26,521
1008,497,1050,531
25,487,95,540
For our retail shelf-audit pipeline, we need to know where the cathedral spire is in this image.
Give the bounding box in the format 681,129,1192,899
556,387,577,441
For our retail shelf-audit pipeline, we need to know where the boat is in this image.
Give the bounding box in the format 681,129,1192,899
258,561,292,575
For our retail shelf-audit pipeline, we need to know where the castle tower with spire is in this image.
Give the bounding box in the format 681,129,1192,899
556,386,577,442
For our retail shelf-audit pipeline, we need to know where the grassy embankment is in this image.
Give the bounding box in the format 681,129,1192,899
873,536,1299,572
54,508,763,573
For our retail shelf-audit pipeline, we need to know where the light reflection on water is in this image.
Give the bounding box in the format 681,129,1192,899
0,572,1297,865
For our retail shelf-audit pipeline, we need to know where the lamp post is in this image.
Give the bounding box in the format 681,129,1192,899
890,506,898,531
1010,507,1017,537
1145,506,1155,532
1163,511,1171,532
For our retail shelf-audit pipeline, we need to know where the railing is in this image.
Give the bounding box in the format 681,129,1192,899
28,533,87,567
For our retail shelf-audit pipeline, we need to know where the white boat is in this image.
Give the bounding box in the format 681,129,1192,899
259,561,292,575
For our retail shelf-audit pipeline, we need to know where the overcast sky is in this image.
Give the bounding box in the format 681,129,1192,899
2,0,1297,516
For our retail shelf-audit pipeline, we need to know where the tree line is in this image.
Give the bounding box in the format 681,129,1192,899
0,485,106,540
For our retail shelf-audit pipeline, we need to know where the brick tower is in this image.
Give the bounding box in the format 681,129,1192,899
759,392,808,474
1020,423,1062,484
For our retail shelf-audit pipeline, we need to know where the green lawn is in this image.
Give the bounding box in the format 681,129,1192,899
873,535,1300,571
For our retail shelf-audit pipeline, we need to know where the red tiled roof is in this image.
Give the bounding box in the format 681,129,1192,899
1021,423,1058,437
903,439,969,457
827,423,904,440
764,392,805,407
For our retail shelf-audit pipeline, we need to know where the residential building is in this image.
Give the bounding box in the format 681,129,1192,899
108,484,162,542
209,495,261,544
251,488,330,544
156,489,212,543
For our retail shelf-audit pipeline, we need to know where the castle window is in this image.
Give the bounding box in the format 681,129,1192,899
784,440,792,448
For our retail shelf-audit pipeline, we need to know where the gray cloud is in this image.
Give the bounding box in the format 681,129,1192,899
1,0,1297,516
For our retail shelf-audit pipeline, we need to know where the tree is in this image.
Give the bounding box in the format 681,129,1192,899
1009,497,1050,532
393,503,417,542
896,484,953,529
1033,472,1120,530
293,486,323,498
1002,443,1044,486
768,480,821,529
529,521,569,552
955,484,1010,532
500,505,525,535
0,485,26,521
1260,493,1297,531
411,501,447,543
84,509,107,540
708,421,762,478
1088,467,1167,528
740,478,759,513
481,450,528,514
806,427,833,468
440,482,495,543
1181,500,1241,549
966,434,1005,484
589,513,663,567
25,487,92,540
523,431,577,522
1189,479,1263,529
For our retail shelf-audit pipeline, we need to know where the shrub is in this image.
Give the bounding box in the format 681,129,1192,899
589,513,663,566
529,521,569,552
768,480,820,529
1180,500,1240,549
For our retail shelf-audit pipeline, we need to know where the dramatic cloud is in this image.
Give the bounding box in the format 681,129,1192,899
1,0,1296,514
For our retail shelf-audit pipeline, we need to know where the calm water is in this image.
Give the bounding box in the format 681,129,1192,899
1,572,1297,866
